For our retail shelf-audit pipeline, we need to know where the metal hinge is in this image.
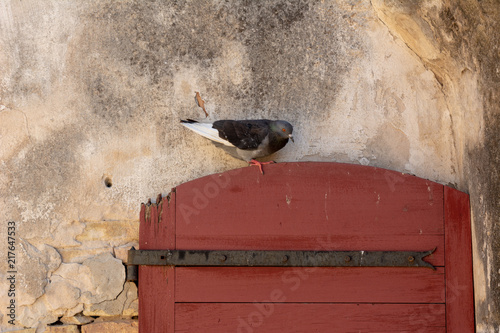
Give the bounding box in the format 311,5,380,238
126,247,436,281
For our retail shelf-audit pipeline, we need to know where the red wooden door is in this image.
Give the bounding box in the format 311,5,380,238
139,162,473,332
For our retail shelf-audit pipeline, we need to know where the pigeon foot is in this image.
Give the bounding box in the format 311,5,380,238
249,159,275,175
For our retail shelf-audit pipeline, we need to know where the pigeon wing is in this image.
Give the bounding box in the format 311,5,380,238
213,120,270,150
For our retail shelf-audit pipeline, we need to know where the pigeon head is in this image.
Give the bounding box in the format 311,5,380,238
270,120,294,142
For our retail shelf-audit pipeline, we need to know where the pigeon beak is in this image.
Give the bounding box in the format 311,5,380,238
289,134,294,143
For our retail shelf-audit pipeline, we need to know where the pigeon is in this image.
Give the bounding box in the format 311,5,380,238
181,119,294,174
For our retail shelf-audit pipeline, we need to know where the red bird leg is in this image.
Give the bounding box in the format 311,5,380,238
249,159,275,174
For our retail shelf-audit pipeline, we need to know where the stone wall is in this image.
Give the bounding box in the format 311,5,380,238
0,0,498,331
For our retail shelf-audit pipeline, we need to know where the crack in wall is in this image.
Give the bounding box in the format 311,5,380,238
18,108,33,145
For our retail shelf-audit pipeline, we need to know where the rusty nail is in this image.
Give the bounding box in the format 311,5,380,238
344,256,351,263
408,256,415,262
282,255,289,263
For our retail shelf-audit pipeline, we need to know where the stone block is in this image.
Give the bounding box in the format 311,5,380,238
59,246,112,264
45,325,80,333
57,247,112,264
53,253,125,305
60,314,94,325
81,319,138,333
81,252,125,304
122,299,138,317
83,282,137,317
17,241,61,306
43,276,80,311
63,302,84,318
49,263,93,301
17,301,57,329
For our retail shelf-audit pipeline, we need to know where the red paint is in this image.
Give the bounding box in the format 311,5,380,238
445,186,475,332
138,162,474,332
175,303,446,333
139,193,176,333
176,267,445,303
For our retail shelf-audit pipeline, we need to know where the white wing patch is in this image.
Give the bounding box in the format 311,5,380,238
181,122,234,147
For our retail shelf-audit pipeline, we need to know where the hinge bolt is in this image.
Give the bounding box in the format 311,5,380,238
220,255,227,262
408,256,415,262
344,256,351,263
282,255,289,263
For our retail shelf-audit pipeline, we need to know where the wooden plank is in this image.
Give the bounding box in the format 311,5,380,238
139,266,174,332
175,162,444,234
139,193,176,333
175,303,446,333
175,162,444,265
176,267,445,303
444,186,474,332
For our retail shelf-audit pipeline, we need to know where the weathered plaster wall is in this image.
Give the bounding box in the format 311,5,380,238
0,0,497,331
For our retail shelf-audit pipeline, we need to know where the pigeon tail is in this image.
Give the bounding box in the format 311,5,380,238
180,119,234,147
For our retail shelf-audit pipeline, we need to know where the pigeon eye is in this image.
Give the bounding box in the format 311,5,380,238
282,128,286,132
